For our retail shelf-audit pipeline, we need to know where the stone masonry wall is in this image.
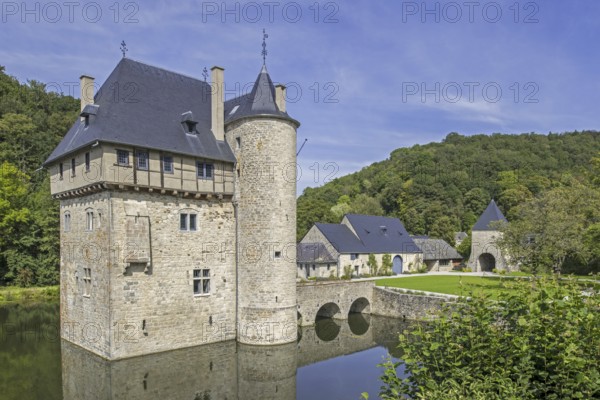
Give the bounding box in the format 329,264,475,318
468,230,509,271
226,117,298,345
108,191,237,359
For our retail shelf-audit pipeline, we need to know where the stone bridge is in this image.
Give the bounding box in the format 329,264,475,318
296,281,375,326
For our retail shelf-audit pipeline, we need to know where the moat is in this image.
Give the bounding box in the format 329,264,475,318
0,303,408,399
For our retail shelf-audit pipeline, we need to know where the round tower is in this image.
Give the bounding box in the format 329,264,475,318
225,65,300,345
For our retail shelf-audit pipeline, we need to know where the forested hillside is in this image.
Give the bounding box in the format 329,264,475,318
297,131,600,254
0,66,79,286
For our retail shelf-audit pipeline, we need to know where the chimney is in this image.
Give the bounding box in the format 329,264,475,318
211,66,225,141
275,84,286,113
79,75,95,112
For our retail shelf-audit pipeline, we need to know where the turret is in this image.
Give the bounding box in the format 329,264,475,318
225,64,300,345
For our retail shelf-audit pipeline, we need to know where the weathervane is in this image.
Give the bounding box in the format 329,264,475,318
261,28,269,65
120,40,128,58
202,67,208,82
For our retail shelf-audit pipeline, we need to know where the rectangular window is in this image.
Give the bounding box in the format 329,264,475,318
117,150,129,166
64,213,71,232
180,213,197,231
236,137,241,150
193,268,211,295
71,158,76,177
86,211,94,231
189,214,197,231
83,267,91,296
136,151,148,170
440,260,449,266
180,213,188,230
350,253,359,260
163,156,173,173
274,251,282,259
196,162,214,179
85,152,90,172
59,163,63,180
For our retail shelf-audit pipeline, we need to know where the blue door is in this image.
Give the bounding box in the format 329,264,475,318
392,255,403,275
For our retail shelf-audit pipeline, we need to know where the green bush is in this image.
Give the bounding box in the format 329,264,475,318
366,277,600,399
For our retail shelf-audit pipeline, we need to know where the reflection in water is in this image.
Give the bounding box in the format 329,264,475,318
0,303,62,400
0,302,411,400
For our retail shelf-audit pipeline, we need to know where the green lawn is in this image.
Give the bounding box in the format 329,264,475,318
376,275,599,298
375,276,520,298
0,286,59,305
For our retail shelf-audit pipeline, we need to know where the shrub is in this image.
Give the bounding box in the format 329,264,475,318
342,265,353,280
366,277,600,399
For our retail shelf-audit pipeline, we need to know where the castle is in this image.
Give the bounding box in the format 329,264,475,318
43,56,299,360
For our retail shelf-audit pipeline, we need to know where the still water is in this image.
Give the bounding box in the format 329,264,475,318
0,303,408,399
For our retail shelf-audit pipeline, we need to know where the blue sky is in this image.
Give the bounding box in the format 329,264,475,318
2,0,599,192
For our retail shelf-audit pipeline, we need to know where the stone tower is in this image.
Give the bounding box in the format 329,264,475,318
224,65,300,345
468,199,510,272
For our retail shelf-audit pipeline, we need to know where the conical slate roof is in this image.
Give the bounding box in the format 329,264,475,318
224,65,299,126
472,199,508,231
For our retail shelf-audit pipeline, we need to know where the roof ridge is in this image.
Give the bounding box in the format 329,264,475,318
121,57,211,86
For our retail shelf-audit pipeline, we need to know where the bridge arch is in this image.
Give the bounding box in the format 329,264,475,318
349,297,370,314
316,302,342,319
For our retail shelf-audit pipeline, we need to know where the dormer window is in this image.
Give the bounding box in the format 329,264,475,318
180,111,198,134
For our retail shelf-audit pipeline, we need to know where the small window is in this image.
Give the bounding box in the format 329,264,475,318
85,152,90,172
180,213,197,232
64,212,71,232
274,251,282,259
196,162,214,179
327,264,331,270
312,264,316,271
193,268,211,295
236,137,241,150
440,260,449,266
350,253,359,261
136,151,148,170
163,156,173,173
86,210,94,231
71,158,76,177
83,267,91,296
59,163,64,180
117,150,129,166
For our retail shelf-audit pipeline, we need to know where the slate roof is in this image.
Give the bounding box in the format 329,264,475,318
297,243,337,263
473,199,508,231
46,59,296,165
314,223,365,253
412,238,463,261
315,214,422,254
224,65,299,126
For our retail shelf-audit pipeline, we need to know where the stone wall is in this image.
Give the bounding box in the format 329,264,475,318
296,281,374,326
372,286,453,320
225,117,298,345
469,230,509,271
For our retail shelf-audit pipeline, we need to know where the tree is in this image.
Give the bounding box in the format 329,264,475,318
457,234,471,259
381,254,392,276
429,216,456,246
497,182,600,274
367,277,600,399
349,194,384,216
367,254,379,276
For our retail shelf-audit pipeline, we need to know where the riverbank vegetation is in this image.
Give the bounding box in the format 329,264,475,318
0,286,59,305
365,277,600,399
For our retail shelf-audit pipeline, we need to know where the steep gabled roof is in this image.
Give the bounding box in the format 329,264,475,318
473,199,508,231
344,214,421,254
224,65,299,126
412,237,462,261
44,58,236,165
315,223,365,253
315,215,421,254
297,243,337,263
